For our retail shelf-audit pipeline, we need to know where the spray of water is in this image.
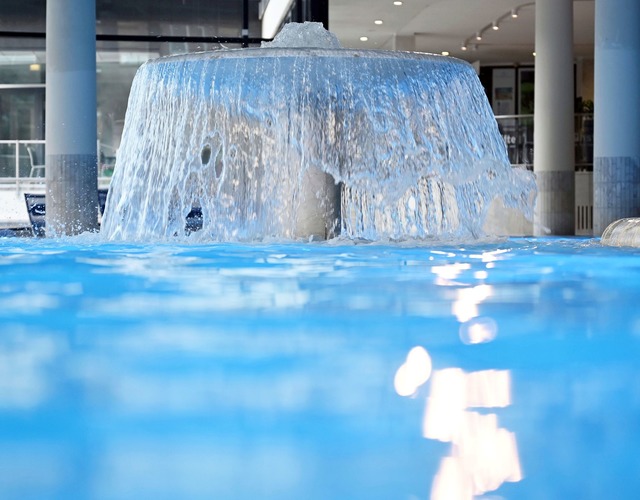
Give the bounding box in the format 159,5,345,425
101,22,536,242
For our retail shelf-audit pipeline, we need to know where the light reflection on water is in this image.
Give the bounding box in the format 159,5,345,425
459,317,498,345
424,368,521,499
1,237,640,498
394,346,432,397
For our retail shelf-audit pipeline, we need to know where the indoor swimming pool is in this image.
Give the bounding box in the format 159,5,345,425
1,236,639,499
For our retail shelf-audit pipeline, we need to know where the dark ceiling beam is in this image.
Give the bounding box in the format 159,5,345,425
309,0,329,30
0,31,269,44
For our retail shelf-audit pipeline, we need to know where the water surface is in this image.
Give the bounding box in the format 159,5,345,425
1,237,639,499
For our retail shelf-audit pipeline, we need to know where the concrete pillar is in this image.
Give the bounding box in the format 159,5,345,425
533,0,575,235
46,0,99,235
593,0,640,235
296,167,341,240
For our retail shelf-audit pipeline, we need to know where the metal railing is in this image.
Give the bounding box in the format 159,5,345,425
494,114,595,235
494,114,534,170
574,113,594,170
0,140,114,190
494,113,594,171
0,139,46,187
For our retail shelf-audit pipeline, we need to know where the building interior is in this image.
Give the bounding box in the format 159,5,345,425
2,5,640,497
0,0,637,236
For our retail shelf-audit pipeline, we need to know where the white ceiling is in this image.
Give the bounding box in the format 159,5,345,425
329,0,595,65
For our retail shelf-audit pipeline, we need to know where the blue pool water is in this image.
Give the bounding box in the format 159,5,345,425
1,236,639,499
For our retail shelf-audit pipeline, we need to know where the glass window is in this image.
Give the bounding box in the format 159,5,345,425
0,0,265,172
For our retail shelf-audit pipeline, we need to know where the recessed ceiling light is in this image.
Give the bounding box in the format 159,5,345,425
393,1,403,5
475,32,482,41
374,20,383,25
441,51,450,56
533,51,536,56
461,45,467,51
492,21,500,31
360,36,369,42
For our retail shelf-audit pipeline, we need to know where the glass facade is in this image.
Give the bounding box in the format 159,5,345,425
0,0,263,177
0,1,262,38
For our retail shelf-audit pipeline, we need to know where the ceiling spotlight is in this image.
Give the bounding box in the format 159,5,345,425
492,21,499,30
533,51,536,56
441,51,450,56
475,32,482,41
374,20,383,25
393,1,403,5
511,9,518,18
461,44,467,51
360,36,369,42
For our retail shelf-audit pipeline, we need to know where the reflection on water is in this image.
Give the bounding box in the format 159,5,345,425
424,368,522,499
1,238,640,498
459,316,498,345
0,330,59,409
394,341,521,499
394,346,432,397
452,284,493,323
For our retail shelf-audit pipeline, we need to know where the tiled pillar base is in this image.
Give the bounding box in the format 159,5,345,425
593,156,640,236
534,170,575,235
46,154,100,236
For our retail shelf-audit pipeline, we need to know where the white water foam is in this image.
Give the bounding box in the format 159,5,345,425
261,21,342,49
